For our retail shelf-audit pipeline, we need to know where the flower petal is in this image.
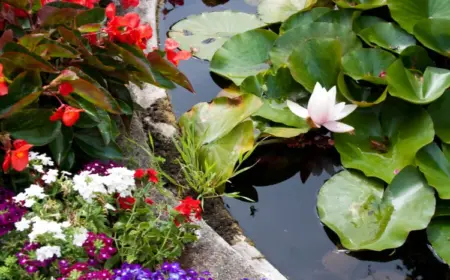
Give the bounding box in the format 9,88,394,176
308,83,330,125
287,100,309,119
333,104,357,121
322,121,355,133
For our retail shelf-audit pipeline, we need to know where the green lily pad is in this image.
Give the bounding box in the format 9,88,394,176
414,19,450,58
387,0,450,34
287,38,342,92
337,73,388,107
168,11,265,60
179,93,263,145
428,91,450,143
334,0,386,10
317,166,436,251
210,29,278,86
386,59,450,104
427,217,450,265
252,99,309,129
416,143,450,199
270,22,361,69
399,46,435,73
257,0,317,23
334,100,434,183
280,7,331,33
342,48,396,85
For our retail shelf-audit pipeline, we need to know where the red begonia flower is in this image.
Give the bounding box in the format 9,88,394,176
58,82,74,96
134,168,145,179
106,3,116,19
2,140,33,172
121,0,139,9
62,106,84,127
118,196,136,210
145,198,154,206
0,64,8,96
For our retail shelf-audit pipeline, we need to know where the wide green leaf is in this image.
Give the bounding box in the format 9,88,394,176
252,100,309,128
427,217,450,265
0,42,58,73
210,29,278,86
3,109,62,146
399,46,435,73
49,126,73,166
179,93,263,145
257,0,317,23
386,60,450,104
37,5,82,27
337,72,388,107
270,22,361,69
317,166,435,251
416,143,450,199
342,48,396,85
428,91,450,143
334,0,386,10
75,8,105,27
74,128,122,160
168,11,265,60
387,0,450,34
334,101,434,183
413,19,450,58
280,7,331,33
287,38,342,92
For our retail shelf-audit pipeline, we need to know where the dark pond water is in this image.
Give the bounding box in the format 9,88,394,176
158,1,450,279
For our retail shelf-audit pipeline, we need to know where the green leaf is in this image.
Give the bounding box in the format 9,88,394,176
34,39,80,58
399,46,435,73
75,8,105,27
257,0,317,23
287,38,342,92
240,73,265,97
317,166,435,251
37,5,82,27
168,11,265,60
334,101,434,183
387,0,450,34
74,128,122,160
427,217,450,265
280,7,331,33
49,126,73,166
386,60,450,104
97,109,113,145
179,93,263,145
252,100,309,128
260,126,307,138
210,29,278,86
334,0,386,10
3,109,62,146
342,48,396,85
0,42,58,73
413,19,450,58
337,72,388,107
428,91,450,143
0,71,42,118
270,22,361,69
416,143,450,199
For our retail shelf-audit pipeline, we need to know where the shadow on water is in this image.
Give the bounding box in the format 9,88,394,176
159,1,450,279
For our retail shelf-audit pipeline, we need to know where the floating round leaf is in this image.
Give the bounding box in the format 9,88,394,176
280,7,331,33
399,46,435,73
168,11,265,60
427,217,450,265
334,101,434,183
287,38,342,92
253,99,309,129
413,18,450,58
342,48,396,85
386,59,450,104
337,72,388,107
270,22,361,69
257,0,317,24
416,143,450,199
210,29,278,86
388,0,450,34
428,91,450,144
334,0,386,10
318,166,436,251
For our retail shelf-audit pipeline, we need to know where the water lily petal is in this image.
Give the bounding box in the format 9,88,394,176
287,100,309,119
322,121,354,133
308,83,330,125
331,102,345,120
333,104,358,121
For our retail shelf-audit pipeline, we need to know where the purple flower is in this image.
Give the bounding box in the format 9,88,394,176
113,263,153,279
83,232,117,262
82,160,122,176
17,242,55,274
113,262,213,280
0,187,26,236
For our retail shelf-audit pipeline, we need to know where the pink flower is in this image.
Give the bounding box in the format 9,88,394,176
287,83,357,133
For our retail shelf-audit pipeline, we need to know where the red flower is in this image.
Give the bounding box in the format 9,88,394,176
50,105,84,127
62,0,99,8
134,168,145,179
145,198,154,206
175,196,202,222
105,11,152,50
2,140,33,172
58,82,73,96
147,168,158,183
117,196,136,210
165,39,191,66
105,3,116,19
0,64,8,96
121,0,139,9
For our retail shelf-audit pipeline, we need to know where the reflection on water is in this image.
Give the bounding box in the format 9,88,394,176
159,2,450,279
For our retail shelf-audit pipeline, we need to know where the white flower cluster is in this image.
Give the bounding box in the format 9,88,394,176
13,184,47,207
72,167,136,202
72,227,88,247
28,152,54,173
36,245,61,261
15,216,70,241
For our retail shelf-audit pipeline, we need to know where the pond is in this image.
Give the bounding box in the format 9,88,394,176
158,1,450,279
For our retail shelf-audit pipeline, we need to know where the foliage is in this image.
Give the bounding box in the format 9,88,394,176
0,0,193,171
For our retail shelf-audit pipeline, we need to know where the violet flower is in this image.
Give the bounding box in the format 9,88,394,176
0,187,26,236
82,160,122,176
112,262,213,280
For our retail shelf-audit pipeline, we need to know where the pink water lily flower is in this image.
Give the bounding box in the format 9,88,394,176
287,83,357,133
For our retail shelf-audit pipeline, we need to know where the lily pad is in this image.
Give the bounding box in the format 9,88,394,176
317,166,436,251
399,46,435,73
287,38,342,92
428,91,450,143
252,99,309,129
386,59,450,104
334,0,386,10
387,0,450,34
168,11,265,60
413,19,450,58
210,29,278,86
337,73,388,107
416,143,450,199
342,48,396,85
334,100,434,183
270,22,361,69
280,7,331,33
427,217,450,265
179,93,263,145
257,0,317,23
